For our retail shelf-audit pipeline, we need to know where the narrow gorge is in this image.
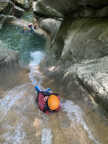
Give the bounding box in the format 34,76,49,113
0,0,108,144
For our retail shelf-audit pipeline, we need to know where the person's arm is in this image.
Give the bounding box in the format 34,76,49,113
35,86,41,93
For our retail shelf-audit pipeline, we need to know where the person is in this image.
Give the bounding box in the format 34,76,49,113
35,86,60,114
21,26,26,33
28,23,34,33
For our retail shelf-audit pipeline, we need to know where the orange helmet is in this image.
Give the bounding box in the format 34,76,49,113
48,95,60,110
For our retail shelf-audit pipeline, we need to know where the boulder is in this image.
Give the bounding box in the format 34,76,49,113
0,15,5,29
33,0,108,112
15,0,31,9
0,1,14,29
0,47,19,69
13,5,24,17
33,1,63,19
51,18,108,61
43,17,108,111
35,0,108,17
75,56,108,111
0,1,10,13
0,0,25,29
39,18,61,39
0,14,16,29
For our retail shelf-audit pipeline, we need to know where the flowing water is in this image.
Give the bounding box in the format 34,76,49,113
0,13,108,144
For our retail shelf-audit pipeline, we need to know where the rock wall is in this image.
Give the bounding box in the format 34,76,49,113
33,0,108,18
33,0,108,111
53,18,108,61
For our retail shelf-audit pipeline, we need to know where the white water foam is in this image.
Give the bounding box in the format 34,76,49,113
29,51,45,86
62,100,100,144
0,84,29,122
41,128,53,144
2,123,26,144
29,51,45,67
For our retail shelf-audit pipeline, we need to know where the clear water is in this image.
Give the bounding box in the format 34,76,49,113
0,12,46,90
0,24,46,65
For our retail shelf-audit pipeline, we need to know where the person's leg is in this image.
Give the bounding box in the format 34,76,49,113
36,92,39,103
35,86,40,103
43,101,50,113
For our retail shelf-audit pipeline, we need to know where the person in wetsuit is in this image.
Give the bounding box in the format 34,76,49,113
35,86,60,114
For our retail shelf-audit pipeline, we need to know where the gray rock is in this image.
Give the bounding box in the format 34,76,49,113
33,1,63,19
0,0,25,29
15,0,31,9
0,14,16,29
39,18,61,39
75,57,108,111
0,1,14,29
0,0,10,12
0,15,5,29
13,5,24,17
33,0,108,17
51,56,108,111
0,47,19,69
44,17,108,111
0,14,8,30
51,18,108,61
37,0,108,17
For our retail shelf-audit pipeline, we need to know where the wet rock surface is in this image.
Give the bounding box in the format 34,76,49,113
33,1,63,19
13,5,24,17
0,0,13,29
0,66,104,144
0,83,92,144
0,0,32,29
0,1,10,12
0,47,19,68
75,56,108,111
39,18,61,39
15,0,32,9
33,0,108,18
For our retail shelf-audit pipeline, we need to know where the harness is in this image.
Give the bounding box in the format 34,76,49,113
35,86,60,114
